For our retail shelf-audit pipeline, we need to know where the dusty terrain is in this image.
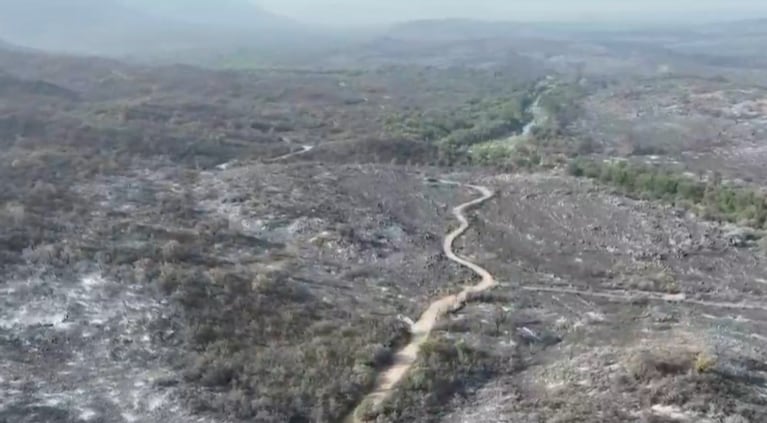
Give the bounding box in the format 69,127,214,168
2,17,767,423
450,173,767,422
573,77,767,185
347,180,495,423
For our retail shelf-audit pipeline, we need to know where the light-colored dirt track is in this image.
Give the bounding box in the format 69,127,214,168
521,285,767,311
345,180,496,423
265,144,314,162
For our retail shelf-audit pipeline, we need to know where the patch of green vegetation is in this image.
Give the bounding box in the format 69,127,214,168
384,92,533,144
389,80,588,168
759,236,767,254
381,85,537,166
534,82,586,138
366,337,500,423
469,136,544,170
162,266,409,422
569,159,767,229
470,138,521,162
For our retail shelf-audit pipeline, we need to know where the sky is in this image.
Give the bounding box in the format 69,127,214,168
255,0,767,26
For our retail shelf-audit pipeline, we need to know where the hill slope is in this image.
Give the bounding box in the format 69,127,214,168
0,0,175,54
121,0,296,30
0,0,306,57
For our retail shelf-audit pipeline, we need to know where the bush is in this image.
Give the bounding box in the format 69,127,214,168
1,201,25,225
161,265,409,422
626,350,694,382
381,87,538,166
694,352,717,374
569,159,767,229
759,236,767,254
374,337,499,422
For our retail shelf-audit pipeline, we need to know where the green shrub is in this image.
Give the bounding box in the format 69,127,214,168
375,337,499,422
569,159,767,229
165,266,409,422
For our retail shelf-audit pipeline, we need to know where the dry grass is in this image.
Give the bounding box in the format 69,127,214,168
625,349,696,382
694,352,718,374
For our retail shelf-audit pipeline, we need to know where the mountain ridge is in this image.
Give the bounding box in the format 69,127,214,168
0,0,304,56
119,0,296,29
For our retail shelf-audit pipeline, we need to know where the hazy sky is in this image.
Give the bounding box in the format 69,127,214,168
255,0,767,26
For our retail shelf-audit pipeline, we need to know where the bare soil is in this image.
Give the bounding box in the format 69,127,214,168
4,23,767,423
441,173,767,422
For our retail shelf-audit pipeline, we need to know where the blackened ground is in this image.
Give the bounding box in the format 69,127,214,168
0,160,484,423
437,173,767,423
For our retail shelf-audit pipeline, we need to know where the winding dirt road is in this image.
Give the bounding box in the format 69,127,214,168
266,144,314,162
345,179,496,422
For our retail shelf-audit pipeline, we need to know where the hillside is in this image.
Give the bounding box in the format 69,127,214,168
0,38,19,49
2,17,767,423
0,0,310,58
0,0,175,54
121,0,296,30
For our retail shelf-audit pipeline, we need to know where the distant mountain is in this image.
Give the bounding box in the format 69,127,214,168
0,0,158,36
0,38,19,50
0,70,79,100
0,0,172,54
387,18,744,43
0,38,37,54
385,19,617,40
121,0,297,31
0,0,308,57
696,18,767,35
387,19,521,41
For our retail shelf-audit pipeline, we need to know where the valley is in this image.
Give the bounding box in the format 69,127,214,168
1,7,767,423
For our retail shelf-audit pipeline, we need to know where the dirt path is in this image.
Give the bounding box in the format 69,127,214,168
345,179,496,422
265,144,314,162
521,285,767,311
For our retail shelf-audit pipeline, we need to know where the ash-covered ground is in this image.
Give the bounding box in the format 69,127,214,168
3,21,767,422
0,161,479,423
3,165,766,423
0,270,217,423
441,173,767,423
